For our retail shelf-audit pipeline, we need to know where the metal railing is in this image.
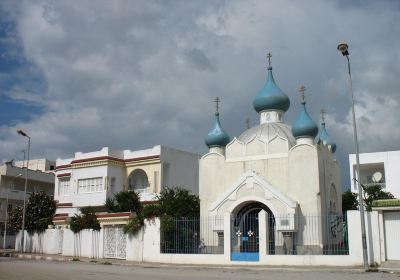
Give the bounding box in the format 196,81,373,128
160,216,224,254
269,213,349,255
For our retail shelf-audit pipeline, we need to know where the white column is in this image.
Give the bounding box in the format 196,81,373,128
223,212,231,262
258,210,268,263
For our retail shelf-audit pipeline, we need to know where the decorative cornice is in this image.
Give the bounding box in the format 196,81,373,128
55,155,160,170
55,164,71,170
57,173,71,178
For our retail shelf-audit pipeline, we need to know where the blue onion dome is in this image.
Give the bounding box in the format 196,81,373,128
205,112,231,148
253,65,290,113
292,101,319,139
318,122,337,153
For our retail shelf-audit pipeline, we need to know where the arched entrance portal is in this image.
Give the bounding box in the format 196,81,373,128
231,202,275,261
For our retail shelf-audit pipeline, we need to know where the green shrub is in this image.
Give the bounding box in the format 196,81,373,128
69,207,100,233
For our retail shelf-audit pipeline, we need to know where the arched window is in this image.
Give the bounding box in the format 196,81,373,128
329,184,338,213
129,169,149,193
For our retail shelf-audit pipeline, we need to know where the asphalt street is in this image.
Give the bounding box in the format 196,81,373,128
0,258,399,280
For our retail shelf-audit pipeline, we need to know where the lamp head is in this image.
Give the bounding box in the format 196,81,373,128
337,42,349,56
16,129,28,137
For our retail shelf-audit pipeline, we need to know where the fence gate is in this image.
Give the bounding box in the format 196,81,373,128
384,211,400,260
231,210,259,261
103,226,127,259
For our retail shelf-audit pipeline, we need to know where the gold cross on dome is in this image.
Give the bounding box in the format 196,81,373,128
320,109,326,123
299,85,306,102
267,52,272,67
214,97,220,114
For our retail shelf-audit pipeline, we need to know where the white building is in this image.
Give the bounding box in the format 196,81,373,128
0,161,54,248
349,150,400,198
199,57,341,260
14,158,56,173
53,145,199,223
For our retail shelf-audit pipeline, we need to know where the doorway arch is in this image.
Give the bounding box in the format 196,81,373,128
231,201,275,261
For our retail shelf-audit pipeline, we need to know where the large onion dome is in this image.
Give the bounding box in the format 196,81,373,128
253,65,290,113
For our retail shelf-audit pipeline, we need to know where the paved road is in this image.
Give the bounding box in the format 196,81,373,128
0,258,398,280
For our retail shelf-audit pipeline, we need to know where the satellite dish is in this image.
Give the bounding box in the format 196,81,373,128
372,172,383,183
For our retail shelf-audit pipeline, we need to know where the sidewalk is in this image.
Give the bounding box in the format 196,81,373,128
1,250,399,273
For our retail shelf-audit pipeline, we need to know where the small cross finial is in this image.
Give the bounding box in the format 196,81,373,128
213,97,220,114
267,52,272,67
320,109,326,123
245,118,250,129
299,85,306,102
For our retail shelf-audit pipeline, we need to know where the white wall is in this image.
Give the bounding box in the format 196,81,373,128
160,146,199,194
349,151,400,198
17,210,389,267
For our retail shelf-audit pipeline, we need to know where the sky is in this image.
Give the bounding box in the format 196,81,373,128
0,0,399,189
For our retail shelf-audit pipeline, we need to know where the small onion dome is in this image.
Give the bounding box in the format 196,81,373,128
292,102,318,139
205,113,230,148
253,67,290,113
318,122,337,153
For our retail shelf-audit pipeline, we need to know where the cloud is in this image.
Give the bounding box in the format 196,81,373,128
0,0,399,189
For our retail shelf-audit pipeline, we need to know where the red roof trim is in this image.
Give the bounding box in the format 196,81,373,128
53,216,68,221
124,155,160,163
55,164,71,170
96,212,131,218
57,173,71,178
70,155,160,165
54,213,69,217
56,202,73,207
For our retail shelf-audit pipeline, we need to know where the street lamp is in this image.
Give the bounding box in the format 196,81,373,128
337,42,369,270
16,129,30,253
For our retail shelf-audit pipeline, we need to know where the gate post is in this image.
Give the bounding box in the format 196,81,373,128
223,212,231,263
258,210,267,263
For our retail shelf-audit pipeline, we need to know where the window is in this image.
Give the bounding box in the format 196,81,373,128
7,204,13,213
58,178,71,196
329,184,338,213
78,177,104,193
110,177,116,192
129,169,149,193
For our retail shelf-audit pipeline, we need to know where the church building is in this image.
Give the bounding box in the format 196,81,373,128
199,54,341,259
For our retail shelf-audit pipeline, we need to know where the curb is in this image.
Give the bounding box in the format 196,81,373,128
0,252,72,262
1,252,399,273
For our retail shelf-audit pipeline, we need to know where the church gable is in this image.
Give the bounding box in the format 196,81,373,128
209,172,297,216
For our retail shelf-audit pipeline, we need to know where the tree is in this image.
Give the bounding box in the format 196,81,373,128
7,205,23,232
156,187,200,218
105,191,142,213
342,190,358,212
69,207,101,233
7,191,56,233
342,184,395,212
362,184,394,211
122,187,200,235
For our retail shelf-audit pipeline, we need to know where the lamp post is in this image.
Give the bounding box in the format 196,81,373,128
16,129,30,253
337,42,369,270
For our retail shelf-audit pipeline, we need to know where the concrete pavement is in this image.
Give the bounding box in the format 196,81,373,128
1,249,400,273
0,258,399,280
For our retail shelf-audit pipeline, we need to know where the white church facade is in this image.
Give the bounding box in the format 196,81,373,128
199,55,341,260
